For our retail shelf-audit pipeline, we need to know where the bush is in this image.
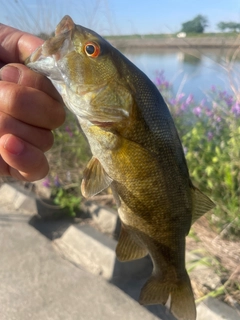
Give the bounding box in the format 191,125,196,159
42,109,91,216
155,71,240,239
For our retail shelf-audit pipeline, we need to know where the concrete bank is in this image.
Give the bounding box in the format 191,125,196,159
0,183,239,320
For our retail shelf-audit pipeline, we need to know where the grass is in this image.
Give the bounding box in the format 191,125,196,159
105,32,239,40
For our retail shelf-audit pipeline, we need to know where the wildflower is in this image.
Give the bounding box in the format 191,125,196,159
180,102,187,111
162,81,170,88
54,175,61,187
224,95,233,107
185,94,194,105
219,90,227,99
65,126,73,137
200,99,206,107
155,70,165,86
42,177,51,188
207,131,214,141
231,102,240,116
193,106,202,117
211,85,216,92
205,108,213,117
169,98,177,105
176,93,185,103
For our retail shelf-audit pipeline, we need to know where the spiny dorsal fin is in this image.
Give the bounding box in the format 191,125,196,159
81,157,113,198
191,186,215,224
116,224,148,261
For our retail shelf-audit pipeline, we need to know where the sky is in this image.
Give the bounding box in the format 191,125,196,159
0,0,239,35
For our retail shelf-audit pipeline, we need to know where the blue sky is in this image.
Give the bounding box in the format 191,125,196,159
0,0,239,35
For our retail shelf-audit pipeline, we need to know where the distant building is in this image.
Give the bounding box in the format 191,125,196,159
177,32,186,38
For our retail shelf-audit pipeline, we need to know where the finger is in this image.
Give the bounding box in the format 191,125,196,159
0,112,54,152
0,64,62,102
0,81,66,129
0,134,49,181
0,24,44,63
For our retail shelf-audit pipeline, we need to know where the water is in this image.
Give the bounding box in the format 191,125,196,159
121,47,240,102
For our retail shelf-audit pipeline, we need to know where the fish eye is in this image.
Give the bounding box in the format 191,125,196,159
84,42,100,57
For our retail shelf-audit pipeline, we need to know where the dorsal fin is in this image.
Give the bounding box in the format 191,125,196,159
191,185,215,224
81,157,113,198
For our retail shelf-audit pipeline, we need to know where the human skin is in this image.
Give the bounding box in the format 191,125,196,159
0,24,66,181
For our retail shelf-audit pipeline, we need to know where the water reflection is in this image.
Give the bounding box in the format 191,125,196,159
120,47,240,102
177,52,201,65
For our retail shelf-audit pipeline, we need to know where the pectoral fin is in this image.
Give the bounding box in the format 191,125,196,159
81,157,113,198
191,186,215,224
116,224,148,261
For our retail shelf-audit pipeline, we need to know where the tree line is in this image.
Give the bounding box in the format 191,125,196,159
181,15,240,33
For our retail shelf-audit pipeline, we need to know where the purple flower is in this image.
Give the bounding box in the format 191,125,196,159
200,99,206,107
180,102,187,111
163,81,170,88
225,95,233,107
205,108,213,117
185,94,194,105
54,175,61,187
176,93,185,102
231,102,240,116
65,126,73,137
219,90,227,99
155,70,165,86
207,131,214,141
211,85,216,92
193,106,202,117
43,178,51,188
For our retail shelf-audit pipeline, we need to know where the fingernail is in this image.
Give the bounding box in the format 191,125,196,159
0,65,21,83
2,135,25,155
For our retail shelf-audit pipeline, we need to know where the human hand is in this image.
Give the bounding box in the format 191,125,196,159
0,24,65,181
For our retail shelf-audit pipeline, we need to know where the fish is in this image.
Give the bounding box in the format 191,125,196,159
25,15,215,320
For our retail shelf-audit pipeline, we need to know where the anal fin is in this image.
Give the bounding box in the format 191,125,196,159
81,157,112,198
191,185,215,224
116,224,147,261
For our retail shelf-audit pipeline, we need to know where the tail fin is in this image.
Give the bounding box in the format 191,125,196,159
139,270,196,320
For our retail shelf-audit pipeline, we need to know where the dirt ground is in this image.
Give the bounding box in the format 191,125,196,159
187,216,240,310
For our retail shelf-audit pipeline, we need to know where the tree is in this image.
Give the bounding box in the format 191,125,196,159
226,22,240,32
217,22,228,32
217,21,240,32
181,15,208,33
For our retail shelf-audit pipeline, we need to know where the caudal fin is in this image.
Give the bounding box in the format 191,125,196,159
139,271,196,320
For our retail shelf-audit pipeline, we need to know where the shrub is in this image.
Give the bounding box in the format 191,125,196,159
155,71,240,239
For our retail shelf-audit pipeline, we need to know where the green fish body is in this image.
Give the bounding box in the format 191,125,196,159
26,16,215,320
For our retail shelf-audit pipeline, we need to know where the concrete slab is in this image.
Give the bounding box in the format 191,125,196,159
0,183,37,214
0,213,159,320
1,183,239,320
83,202,118,234
197,297,240,320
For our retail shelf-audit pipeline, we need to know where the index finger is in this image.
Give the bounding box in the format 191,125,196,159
0,24,44,64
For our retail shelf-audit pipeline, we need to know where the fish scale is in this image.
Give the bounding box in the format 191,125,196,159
26,15,215,320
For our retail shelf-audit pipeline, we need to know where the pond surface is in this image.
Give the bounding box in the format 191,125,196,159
121,47,240,102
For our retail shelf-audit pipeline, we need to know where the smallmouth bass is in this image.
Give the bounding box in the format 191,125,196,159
26,16,215,320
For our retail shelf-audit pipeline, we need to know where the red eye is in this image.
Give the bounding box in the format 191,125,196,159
84,42,100,57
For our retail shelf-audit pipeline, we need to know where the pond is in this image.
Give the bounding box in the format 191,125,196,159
121,47,240,102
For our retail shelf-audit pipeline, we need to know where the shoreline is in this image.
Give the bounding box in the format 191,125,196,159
108,37,240,49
